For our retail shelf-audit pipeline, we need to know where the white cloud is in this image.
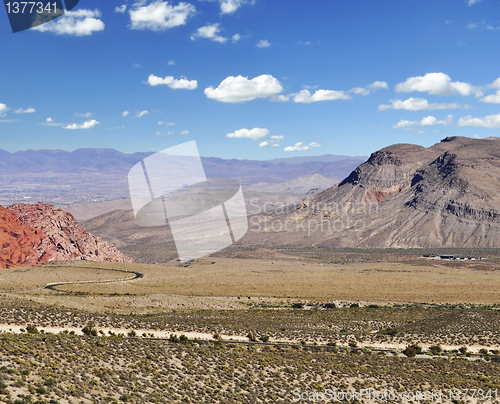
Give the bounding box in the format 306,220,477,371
284,142,321,152
158,121,176,126
393,114,453,129
191,23,228,43
232,33,241,43
226,127,269,140
115,5,127,13
0,119,19,123
14,107,35,114
260,135,284,147
75,112,92,118
349,87,370,96
0,103,8,116
136,110,149,118
205,74,283,103
467,23,477,29
270,94,290,102
180,129,189,135
472,134,481,139
259,135,285,147
147,74,198,90
458,113,500,128
487,25,500,30
368,81,389,91
168,60,175,65
219,0,248,14
122,111,130,117
33,9,105,36
40,118,66,126
395,72,481,97
156,130,175,136
468,0,482,6
480,90,500,104
63,119,99,130
129,1,195,31
132,63,142,68
293,89,351,103
378,97,462,111
349,81,388,96
256,39,270,48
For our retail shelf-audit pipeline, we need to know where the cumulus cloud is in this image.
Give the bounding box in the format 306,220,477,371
147,74,198,89
158,121,176,126
219,0,248,14
205,74,283,103
270,94,291,102
259,135,284,147
156,130,175,136
468,0,482,5
480,90,500,104
378,97,462,111
458,113,500,128
191,23,228,43
168,60,175,65
232,33,241,43
46,118,53,122
293,89,351,103
136,110,149,118
395,72,481,97
63,119,99,129
180,129,189,135
33,9,105,36
129,1,195,31
226,127,269,140
349,81,388,96
256,39,270,48
0,103,9,116
115,5,127,13
393,115,453,129
14,107,35,114
122,111,130,117
75,112,92,118
284,142,321,152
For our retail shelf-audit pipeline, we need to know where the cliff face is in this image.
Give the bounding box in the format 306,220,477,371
243,136,500,248
0,203,133,268
0,206,51,268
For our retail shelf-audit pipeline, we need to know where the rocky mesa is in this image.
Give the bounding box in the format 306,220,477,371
1,203,133,268
244,136,500,248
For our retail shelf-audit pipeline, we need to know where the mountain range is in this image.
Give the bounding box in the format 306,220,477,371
243,136,500,248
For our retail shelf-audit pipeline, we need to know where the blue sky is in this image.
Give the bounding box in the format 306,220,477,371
0,0,500,159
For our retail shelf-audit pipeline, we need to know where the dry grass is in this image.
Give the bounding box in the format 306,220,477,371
2,254,500,314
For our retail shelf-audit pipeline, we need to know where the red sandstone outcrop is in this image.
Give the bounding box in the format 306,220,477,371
0,205,52,268
6,203,133,265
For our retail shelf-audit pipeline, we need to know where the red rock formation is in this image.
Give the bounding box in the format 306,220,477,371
0,205,52,269
7,203,133,264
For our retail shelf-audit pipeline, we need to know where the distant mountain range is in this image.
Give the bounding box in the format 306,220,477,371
0,148,367,188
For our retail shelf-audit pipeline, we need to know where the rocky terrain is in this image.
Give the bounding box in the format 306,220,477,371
0,203,133,268
243,136,500,248
0,205,51,268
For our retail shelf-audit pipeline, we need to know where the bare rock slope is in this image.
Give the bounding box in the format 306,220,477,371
4,203,133,267
0,205,51,268
246,136,500,248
